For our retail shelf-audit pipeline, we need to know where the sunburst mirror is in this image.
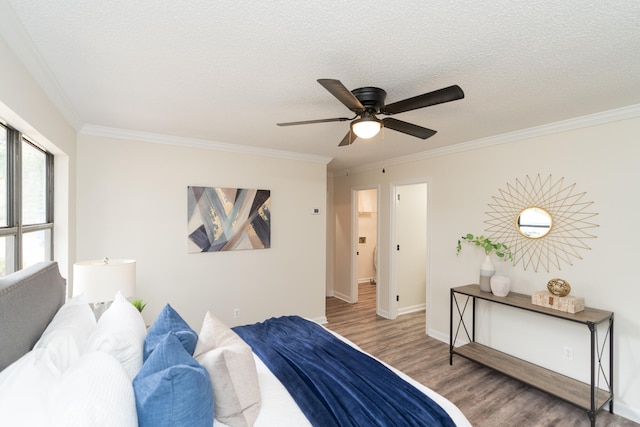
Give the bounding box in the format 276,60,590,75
484,174,599,272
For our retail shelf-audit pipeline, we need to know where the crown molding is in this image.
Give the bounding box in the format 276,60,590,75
0,1,84,130
332,103,640,177
80,124,333,165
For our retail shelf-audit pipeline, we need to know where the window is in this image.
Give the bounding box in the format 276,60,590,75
0,124,54,275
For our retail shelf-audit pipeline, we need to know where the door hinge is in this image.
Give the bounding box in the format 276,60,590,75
397,244,400,251
397,194,401,201
396,295,399,302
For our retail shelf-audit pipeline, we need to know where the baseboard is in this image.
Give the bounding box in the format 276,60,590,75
428,327,471,346
332,290,353,303
376,308,390,319
614,402,640,424
398,303,425,316
428,329,449,345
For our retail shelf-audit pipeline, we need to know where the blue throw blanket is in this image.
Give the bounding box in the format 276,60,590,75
233,316,456,427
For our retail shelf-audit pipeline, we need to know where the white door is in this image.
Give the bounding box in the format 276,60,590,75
395,183,427,315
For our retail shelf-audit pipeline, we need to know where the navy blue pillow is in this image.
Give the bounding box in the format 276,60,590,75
144,304,198,360
133,333,214,427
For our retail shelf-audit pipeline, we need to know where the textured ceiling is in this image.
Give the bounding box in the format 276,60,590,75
2,1,640,172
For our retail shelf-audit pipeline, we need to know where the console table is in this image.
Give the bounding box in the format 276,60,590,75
449,284,613,426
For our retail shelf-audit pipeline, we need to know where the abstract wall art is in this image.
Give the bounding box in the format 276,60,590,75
187,186,271,252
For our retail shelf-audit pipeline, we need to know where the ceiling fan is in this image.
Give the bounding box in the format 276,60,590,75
277,79,464,146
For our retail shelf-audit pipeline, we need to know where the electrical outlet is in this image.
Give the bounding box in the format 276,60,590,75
564,346,573,360
233,308,240,319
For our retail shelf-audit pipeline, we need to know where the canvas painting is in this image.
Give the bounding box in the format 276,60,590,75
187,186,271,252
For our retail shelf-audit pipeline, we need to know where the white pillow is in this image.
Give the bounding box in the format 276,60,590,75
194,311,261,427
0,348,60,426
85,291,147,380
51,351,137,427
33,294,96,372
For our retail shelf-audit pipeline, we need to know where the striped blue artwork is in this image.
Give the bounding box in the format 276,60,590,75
187,186,270,252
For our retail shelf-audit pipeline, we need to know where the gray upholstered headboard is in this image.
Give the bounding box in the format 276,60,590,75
0,261,66,371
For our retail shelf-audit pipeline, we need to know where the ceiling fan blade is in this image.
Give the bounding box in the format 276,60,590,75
383,85,464,115
382,117,437,139
317,79,364,112
277,117,351,126
338,130,357,147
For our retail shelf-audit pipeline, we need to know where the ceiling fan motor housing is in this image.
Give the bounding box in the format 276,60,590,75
351,87,387,113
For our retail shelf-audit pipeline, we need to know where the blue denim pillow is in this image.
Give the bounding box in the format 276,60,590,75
143,304,197,360
133,333,214,427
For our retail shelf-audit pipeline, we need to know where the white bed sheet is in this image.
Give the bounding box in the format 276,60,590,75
215,324,471,427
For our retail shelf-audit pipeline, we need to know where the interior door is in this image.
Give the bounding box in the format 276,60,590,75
395,183,427,315
351,187,379,306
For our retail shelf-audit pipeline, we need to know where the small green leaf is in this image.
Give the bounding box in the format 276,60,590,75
131,298,147,313
456,232,513,262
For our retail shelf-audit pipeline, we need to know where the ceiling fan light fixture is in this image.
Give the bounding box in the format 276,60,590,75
351,115,382,139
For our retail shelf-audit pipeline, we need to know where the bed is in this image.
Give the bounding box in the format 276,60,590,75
0,261,471,426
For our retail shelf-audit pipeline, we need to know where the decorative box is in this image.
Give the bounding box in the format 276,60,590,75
531,291,585,314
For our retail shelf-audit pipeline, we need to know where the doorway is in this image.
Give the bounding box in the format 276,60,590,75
351,187,379,307
391,182,427,319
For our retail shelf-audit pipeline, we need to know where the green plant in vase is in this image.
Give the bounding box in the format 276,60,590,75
456,233,513,292
456,233,513,261
131,298,147,313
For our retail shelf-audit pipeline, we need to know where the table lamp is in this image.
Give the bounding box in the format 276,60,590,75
73,258,136,318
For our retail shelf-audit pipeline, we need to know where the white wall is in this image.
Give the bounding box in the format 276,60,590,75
325,175,335,297
331,114,640,422
76,133,328,329
0,36,76,281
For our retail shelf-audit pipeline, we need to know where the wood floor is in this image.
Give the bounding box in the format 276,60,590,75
325,283,637,427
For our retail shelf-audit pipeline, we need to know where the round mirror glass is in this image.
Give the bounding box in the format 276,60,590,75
517,207,552,238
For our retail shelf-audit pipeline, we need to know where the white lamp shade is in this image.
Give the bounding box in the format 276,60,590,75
73,259,136,303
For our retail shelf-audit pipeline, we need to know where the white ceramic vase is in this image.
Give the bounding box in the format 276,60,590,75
490,274,511,297
479,254,495,292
